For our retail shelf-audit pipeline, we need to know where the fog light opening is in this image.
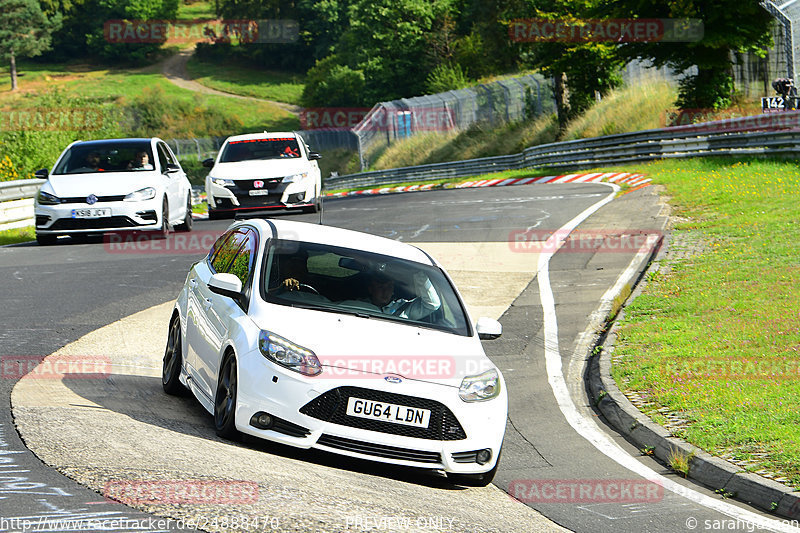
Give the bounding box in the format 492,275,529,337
476,449,492,465
250,412,274,430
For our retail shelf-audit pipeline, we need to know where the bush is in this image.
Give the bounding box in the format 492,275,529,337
0,156,28,181
301,56,367,107
425,63,470,94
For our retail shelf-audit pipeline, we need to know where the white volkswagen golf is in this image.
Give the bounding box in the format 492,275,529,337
34,138,193,245
163,218,507,485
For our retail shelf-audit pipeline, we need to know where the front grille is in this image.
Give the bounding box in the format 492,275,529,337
300,386,466,441
48,216,141,230
229,179,282,191
60,195,126,204
216,195,284,209
317,434,442,464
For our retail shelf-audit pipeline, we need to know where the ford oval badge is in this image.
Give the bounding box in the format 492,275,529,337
384,376,402,384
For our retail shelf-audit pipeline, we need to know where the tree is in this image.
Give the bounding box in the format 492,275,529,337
0,0,62,90
602,0,773,109
519,1,624,127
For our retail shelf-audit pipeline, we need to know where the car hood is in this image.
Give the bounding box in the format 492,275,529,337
45,172,160,197
253,304,492,388
211,159,310,180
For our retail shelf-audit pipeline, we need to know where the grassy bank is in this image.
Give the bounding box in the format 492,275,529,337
610,157,800,487
185,57,305,105
0,62,298,175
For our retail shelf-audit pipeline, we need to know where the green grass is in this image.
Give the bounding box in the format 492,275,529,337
609,157,800,487
186,57,305,105
0,226,34,245
178,0,216,21
0,63,299,136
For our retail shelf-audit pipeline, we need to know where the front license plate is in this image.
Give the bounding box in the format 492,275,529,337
346,397,430,429
248,190,271,196
71,208,111,218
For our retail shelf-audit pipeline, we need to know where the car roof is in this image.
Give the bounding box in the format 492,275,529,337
237,219,435,266
70,138,157,146
223,132,298,143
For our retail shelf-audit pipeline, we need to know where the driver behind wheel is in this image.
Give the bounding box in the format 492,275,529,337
279,249,310,291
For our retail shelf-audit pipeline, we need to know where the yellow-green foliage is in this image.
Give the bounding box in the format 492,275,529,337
563,80,678,140
0,155,30,181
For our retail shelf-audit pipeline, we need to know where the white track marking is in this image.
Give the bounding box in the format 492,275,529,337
536,183,799,532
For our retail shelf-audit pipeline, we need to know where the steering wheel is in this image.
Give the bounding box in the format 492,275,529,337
297,283,320,295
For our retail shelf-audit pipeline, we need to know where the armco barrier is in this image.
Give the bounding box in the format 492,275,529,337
0,179,45,231
326,114,800,190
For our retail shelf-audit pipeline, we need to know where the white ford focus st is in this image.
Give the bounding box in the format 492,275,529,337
164,218,507,485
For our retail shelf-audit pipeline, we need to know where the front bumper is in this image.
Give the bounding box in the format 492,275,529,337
235,348,507,474
207,178,315,213
35,199,162,234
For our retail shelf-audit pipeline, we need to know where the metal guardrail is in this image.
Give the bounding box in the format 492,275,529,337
326,113,800,190
0,179,45,231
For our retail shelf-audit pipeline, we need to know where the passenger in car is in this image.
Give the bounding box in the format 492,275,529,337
127,151,153,170
363,271,441,320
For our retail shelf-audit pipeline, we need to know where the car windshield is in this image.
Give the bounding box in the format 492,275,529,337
261,239,471,336
219,138,301,162
52,142,155,174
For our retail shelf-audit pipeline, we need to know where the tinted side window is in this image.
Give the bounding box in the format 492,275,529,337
210,230,247,273
228,229,257,287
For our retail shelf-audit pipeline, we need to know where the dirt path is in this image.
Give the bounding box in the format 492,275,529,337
160,46,303,116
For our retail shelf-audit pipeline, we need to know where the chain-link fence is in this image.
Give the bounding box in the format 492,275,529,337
353,74,554,170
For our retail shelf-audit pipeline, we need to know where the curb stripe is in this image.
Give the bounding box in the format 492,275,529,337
324,172,649,198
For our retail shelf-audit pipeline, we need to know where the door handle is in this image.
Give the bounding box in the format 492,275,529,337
203,298,213,309
189,278,198,286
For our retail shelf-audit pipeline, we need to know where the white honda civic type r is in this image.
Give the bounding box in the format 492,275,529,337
163,218,508,485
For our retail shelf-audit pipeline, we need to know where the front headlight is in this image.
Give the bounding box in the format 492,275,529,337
282,172,308,184
258,331,322,376
37,190,60,205
211,177,235,187
123,187,156,202
459,368,500,402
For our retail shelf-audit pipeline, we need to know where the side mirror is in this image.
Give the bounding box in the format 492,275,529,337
476,317,502,340
202,158,215,168
34,168,49,179
164,163,181,174
208,273,243,302
308,152,321,160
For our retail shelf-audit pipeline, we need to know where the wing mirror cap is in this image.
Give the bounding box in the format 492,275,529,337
476,317,502,340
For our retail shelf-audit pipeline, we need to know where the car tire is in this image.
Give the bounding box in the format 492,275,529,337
36,233,57,246
175,195,193,232
158,198,171,239
446,453,501,487
214,352,240,440
162,314,187,395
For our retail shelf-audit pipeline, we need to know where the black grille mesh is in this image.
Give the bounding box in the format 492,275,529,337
300,386,466,441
